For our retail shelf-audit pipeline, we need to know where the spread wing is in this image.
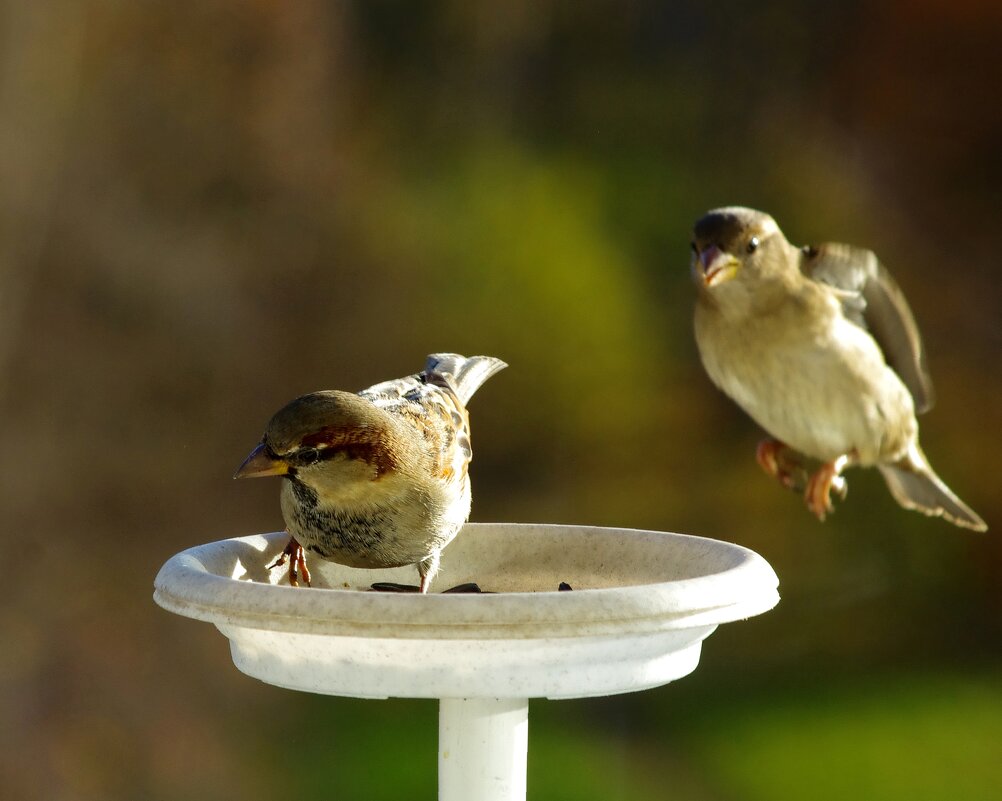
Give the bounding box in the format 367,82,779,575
804,242,935,413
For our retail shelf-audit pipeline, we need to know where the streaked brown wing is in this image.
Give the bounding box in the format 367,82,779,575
362,376,471,484
804,242,935,413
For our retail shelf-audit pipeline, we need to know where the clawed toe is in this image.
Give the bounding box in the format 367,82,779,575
804,454,852,521
756,439,809,491
805,466,835,520
268,537,311,587
756,439,785,484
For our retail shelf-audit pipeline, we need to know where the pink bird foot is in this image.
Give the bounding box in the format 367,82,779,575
268,536,312,587
804,455,851,521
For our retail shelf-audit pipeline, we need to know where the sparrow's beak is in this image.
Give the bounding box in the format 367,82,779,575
234,442,289,479
698,245,739,287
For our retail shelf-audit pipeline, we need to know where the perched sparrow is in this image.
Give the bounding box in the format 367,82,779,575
235,353,507,591
690,206,986,531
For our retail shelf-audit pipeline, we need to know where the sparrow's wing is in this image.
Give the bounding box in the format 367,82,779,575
361,371,472,484
359,355,503,483
804,242,935,413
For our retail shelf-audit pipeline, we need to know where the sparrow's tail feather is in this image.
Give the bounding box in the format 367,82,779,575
424,353,507,405
878,445,987,531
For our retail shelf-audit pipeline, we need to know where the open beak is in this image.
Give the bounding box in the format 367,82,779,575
698,245,739,287
233,442,289,479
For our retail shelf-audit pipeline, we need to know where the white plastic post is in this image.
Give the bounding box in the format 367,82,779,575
438,697,529,801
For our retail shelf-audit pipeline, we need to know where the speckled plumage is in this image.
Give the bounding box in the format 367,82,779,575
690,206,985,530
236,353,507,590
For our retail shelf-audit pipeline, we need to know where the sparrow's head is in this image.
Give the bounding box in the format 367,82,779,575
234,391,405,491
690,207,787,289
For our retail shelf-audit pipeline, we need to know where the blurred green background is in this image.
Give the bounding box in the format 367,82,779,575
2,1,1001,799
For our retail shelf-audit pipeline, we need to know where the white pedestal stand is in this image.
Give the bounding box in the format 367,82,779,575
155,523,779,801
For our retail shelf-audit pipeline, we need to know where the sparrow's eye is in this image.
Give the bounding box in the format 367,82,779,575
294,446,321,467
690,242,698,254
746,237,760,254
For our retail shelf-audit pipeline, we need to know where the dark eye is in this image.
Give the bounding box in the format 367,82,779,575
690,241,698,253
746,237,759,254
295,446,321,466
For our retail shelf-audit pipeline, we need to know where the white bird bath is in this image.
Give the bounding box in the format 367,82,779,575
154,522,779,800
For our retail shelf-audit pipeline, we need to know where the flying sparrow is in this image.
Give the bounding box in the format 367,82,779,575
234,353,507,591
690,206,986,531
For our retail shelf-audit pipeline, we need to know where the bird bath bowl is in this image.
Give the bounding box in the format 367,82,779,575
154,522,779,800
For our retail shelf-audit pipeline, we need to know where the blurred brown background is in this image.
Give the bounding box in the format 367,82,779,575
2,2,1001,799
